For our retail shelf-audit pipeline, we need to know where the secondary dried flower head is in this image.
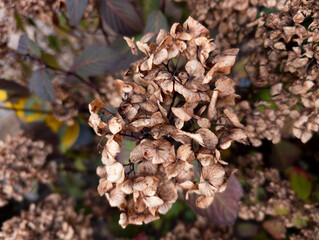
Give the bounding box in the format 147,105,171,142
237,153,319,238
242,0,319,144
0,133,56,207
0,194,92,240
89,17,246,228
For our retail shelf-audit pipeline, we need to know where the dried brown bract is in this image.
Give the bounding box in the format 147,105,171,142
88,17,246,227
0,132,56,207
0,194,92,240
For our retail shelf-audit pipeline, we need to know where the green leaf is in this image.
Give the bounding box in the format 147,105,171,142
144,10,169,34
47,35,61,52
140,0,161,20
18,34,41,57
28,68,56,102
66,0,88,27
14,12,25,32
293,214,308,229
274,205,289,216
289,169,312,200
100,0,143,36
41,52,61,69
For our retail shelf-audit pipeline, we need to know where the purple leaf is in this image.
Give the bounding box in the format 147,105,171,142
70,42,137,77
28,69,56,102
71,46,116,77
144,10,169,34
99,0,143,36
186,174,243,226
18,34,41,57
66,0,89,27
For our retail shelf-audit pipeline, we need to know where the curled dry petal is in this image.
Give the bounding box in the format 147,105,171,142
199,164,225,196
196,195,214,208
174,82,210,103
208,90,219,120
144,196,164,208
97,178,113,196
196,128,218,150
114,79,133,93
106,162,125,183
129,112,165,131
224,108,244,128
172,107,193,121
124,37,138,55
106,187,126,207
108,117,124,135
101,137,120,166
183,16,209,38
203,49,239,84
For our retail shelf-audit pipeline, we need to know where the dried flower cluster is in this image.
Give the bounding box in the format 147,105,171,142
0,133,56,207
180,0,319,145
237,153,319,239
162,216,235,240
89,17,246,227
239,0,319,145
2,0,65,23
0,194,93,240
176,0,279,50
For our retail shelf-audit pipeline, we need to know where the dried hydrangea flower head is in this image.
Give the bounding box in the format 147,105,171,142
0,132,56,207
237,153,319,238
175,0,279,50
88,17,246,228
242,0,319,144
0,194,93,240
162,216,234,240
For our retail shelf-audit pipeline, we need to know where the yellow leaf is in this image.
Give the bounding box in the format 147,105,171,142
62,121,80,149
0,90,8,101
45,114,63,132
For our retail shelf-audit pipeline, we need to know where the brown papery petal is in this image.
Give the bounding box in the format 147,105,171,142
177,144,193,162
208,90,219,120
172,107,193,121
185,60,205,77
114,79,133,93
153,49,168,65
106,187,126,207
97,178,113,196
101,137,120,166
108,117,123,135
215,78,235,97
203,49,239,84
183,16,209,38
196,195,214,208
123,36,138,55
224,108,244,128
89,99,105,114
198,182,217,197
144,196,164,208
106,162,124,183
196,128,218,150
130,144,144,163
